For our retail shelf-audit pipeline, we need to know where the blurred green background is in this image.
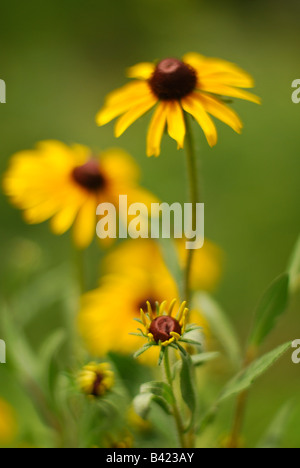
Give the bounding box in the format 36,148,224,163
0,0,299,447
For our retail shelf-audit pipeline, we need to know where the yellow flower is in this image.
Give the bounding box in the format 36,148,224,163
138,299,189,349
96,53,260,156
3,141,156,248
78,269,178,365
77,362,114,397
0,398,18,446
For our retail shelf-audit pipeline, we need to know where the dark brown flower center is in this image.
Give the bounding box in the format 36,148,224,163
92,372,103,397
149,316,181,343
72,159,106,192
137,297,157,314
149,58,197,101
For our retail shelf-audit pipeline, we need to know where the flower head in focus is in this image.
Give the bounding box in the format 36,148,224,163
78,268,178,365
3,141,156,248
77,362,114,398
96,53,260,156
133,300,203,364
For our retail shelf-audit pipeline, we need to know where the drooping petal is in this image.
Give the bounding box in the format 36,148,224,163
96,81,151,126
200,82,261,104
73,196,97,249
50,195,83,235
197,94,243,134
166,101,186,149
115,94,157,137
184,54,255,88
127,62,155,80
182,93,218,147
147,102,168,157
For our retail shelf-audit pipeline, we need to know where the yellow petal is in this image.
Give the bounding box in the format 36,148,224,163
127,62,155,80
96,81,151,126
100,148,140,183
115,94,157,137
200,82,261,104
73,196,97,249
166,101,186,149
106,80,150,105
147,103,168,157
183,52,206,70
198,94,243,134
182,93,217,147
50,196,83,235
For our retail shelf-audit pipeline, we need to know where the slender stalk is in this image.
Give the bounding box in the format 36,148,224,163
184,114,201,305
228,346,258,448
164,347,187,448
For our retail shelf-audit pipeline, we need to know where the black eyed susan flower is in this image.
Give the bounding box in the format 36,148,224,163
3,141,157,248
96,53,261,157
77,362,114,398
133,300,203,363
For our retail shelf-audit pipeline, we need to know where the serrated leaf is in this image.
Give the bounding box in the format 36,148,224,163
257,401,294,448
249,274,289,347
288,236,300,294
194,292,242,368
219,342,291,403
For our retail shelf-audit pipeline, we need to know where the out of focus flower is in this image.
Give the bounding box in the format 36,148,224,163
0,398,17,446
127,406,151,432
77,362,114,398
3,141,156,248
176,239,223,291
96,53,260,156
103,238,222,292
105,432,133,448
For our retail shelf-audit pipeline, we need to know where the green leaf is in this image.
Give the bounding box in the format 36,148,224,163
288,236,300,294
194,293,242,368
133,388,172,419
180,352,197,430
191,352,220,366
249,274,289,347
140,381,174,406
219,341,292,403
38,329,66,389
133,343,153,359
257,401,294,448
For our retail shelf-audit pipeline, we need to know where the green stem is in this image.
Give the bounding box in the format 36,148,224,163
164,347,187,448
184,114,201,305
